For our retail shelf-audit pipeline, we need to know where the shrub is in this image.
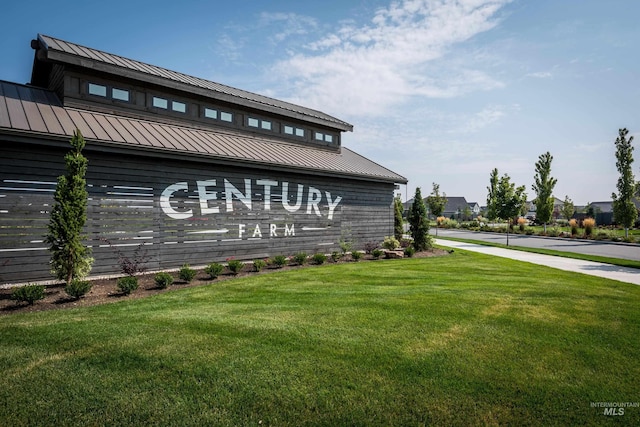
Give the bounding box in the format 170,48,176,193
179,264,197,283
436,216,446,227
517,217,527,232
363,241,379,254
204,262,224,279
372,248,383,259
330,251,341,262
293,252,308,265
339,238,353,255
272,255,288,268
154,272,174,289
113,242,149,276
253,259,267,272
227,259,244,275
11,284,45,305
65,279,92,299
583,218,596,237
116,276,139,295
569,219,578,236
399,238,413,248
404,245,416,258
351,251,363,262
439,218,459,229
312,253,327,265
382,236,400,250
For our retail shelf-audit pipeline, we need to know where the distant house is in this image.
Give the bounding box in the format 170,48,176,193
468,202,480,216
443,197,471,220
526,197,565,220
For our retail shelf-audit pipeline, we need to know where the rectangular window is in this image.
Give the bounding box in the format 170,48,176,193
88,83,107,97
295,128,305,137
315,132,324,141
248,118,259,127
204,108,218,119
172,101,186,113
112,88,129,102
324,134,333,143
261,120,272,130
284,125,294,135
220,112,233,122
152,97,168,109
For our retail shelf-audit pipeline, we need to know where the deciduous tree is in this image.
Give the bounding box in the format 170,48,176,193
532,152,557,232
488,170,527,245
486,168,499,221
561,195,575,221
612,128,637,238
45,130,93,284
426,182,447,236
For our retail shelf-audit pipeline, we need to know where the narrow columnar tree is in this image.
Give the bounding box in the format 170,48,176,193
532,152,557,232
561,195,575,221
393,196,404,241
45,130,93,284
486,168,499,221
426,182,447,236
612,128,637,238
408,187,431,251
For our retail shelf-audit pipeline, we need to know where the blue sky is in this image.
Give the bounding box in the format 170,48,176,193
1,0,638,205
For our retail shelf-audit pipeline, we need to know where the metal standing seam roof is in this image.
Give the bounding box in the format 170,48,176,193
36,34,353,132
0,81,407,183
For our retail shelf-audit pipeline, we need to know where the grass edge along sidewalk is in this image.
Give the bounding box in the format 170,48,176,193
434,236,640,270
2,252,640,425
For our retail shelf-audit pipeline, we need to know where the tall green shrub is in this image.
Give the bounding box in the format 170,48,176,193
45,130,93,284
408,187,431,251
393,196,404,240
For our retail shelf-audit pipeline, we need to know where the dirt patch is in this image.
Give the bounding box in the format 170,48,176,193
1,249,449,315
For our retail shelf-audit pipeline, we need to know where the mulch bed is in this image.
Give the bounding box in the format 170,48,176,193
0,249,448,315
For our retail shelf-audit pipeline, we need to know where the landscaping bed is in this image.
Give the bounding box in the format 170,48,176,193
1,249,447,315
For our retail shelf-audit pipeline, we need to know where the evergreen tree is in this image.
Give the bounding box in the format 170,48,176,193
561,195,575,221
532,152,557,232
612,128,637,238
393,196,404,240
45,130,93,284
408,187,431,251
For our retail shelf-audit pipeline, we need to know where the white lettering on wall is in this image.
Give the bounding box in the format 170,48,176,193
197,180,220,215
159,178,343,222
160,182,192,220
282,182,304,213
225,178,252,212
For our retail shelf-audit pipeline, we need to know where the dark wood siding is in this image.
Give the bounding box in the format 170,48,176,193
0,140,395,284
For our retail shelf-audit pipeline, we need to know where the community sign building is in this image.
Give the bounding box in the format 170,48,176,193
0,35,407,284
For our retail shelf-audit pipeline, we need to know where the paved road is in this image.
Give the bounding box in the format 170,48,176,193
431,229,640,261
434,239,640,286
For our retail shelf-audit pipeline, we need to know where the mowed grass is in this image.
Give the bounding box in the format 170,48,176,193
2,251,640,426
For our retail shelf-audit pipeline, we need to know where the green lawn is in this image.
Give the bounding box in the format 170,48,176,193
2,251,640,426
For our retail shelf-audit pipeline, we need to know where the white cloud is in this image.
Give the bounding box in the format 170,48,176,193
258,12,318,43
271,0,511,117
525,71,552,78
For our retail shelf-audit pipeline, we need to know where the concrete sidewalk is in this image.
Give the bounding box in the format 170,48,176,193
435,239,640,286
